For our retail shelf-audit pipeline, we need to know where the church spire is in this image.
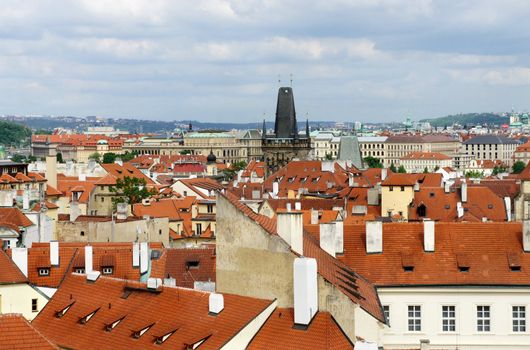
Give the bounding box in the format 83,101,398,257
262,119,267,140
306,119,310,138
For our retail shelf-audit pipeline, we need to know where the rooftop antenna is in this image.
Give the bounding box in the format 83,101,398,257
290,73,293,87
277,74,281,85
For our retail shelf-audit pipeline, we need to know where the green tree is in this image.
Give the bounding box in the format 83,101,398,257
423,167,429,173
11,154,25,163
433,165,440,172
88,152,101,163
0,121,31,147
324,153,333,161
180,150,192,155
397,165,407,173
465,170,484,178
109,177,156,207
27,155,37,162
33,129,52,135
56,152,64,163
363,156,383,168
120,151,138,162
512,161,526,174
103,152,117,164
222,161,248,180
389,163,397,173
492,165,508,176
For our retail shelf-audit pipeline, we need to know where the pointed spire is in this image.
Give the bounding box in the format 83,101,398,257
262,119,267,140
305,119,310,138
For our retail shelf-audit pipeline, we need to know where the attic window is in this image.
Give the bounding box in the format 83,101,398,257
300,177,308,183
488,204,493,209
312,176,320,183
79,308,100,324
186,260,200,269
155,330,176,345
287,177,295,183
38,268,50,276
429,192,435,197
55,302,75,318
132,324,154,339
444,204,450,210
102,267,113,275
105,317,125,332
508,253,522,272
401,253,414,272
457,254,470,272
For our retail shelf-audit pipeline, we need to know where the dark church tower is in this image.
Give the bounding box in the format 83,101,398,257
262,87,311,175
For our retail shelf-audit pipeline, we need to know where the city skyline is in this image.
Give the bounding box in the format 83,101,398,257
1,1,530,122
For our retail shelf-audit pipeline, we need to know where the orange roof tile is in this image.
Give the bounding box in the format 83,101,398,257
101,163,155,185
0,314,58,349
0,250,27,284
400,151,451,160
0,208,33,228
32,274,273,350
381,173,416,186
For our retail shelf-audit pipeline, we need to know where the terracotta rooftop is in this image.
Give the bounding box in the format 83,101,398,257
0,314,58,349
101,163,155,185
248,309,353,349
400,151,451,160
381,173,416,186
0,208,34,228
32,274,273,350
0,249,27,284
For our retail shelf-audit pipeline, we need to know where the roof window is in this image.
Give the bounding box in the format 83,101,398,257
105,316,125,332
79,308,100,324
457,254,470,272
55,302,75,318
132,324,154,339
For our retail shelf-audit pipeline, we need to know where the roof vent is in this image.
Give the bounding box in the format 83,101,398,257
87,270,101,282
209,293,224,315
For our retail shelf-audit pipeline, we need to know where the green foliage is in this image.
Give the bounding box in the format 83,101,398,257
103,153,117,164
222,161,248,180
363,156,383,168
109,177,157,206
419,113,508,127
88,152,101,163
180,150,192,155
389,163,397,173
0,121,31,147
56,152,64,163
434,165,440,172
397,165,407,173
512,161,526,174
10,154,26,163
120,151,138,162
27,155,36,162
492,165,508,176
324,153,333,161
33,129,52,135
423,167,429,173
465,170,484,178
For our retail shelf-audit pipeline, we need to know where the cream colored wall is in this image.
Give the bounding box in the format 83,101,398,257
0,284,48,320
381,186,414,220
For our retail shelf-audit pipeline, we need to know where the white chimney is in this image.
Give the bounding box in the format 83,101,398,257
209,293,224,314
457,202,464,218
348,174,354,187
293,257,318,325
276,212,303,255
116,202,128,220
22,191,29,210
79,173,87,181
147,278,162,290
504,197,512,222
310,209,319,225
12,248,28,277
86,270,101,282
50,241,59,266
140,242,149,274
45,155,57,189
286,203,292,212
524,220,530,252
444,181,450,193
319,223,337,257
294,202,302,211
381,168,388,181
272,182,279,197
333,220,344,255
366,221,383,254
84,245,93,273
423,220,435,252
461,182,468,203
132,242,140,267
413,182,419,192
70,201,80,222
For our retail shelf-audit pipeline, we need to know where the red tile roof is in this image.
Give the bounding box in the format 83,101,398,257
0,250,27,284
32,274,273,350
45,185,62,197
248,309,353,349
0,314,58,349
0,208,34,228
56,175,99,203
381,173,416,186
400,151,451,160
150,246,216,288
101,163,155,185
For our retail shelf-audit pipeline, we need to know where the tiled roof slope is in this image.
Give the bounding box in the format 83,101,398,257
336,222,530,286
0,208,34,228
219,191,385,323
0,249,27,284
32,274,273,350
150,246,216,288
0,314,58,349
101,163,155,185
248,308,353,349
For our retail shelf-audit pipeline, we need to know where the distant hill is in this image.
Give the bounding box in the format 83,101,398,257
0,120,31,147
420,113,508,127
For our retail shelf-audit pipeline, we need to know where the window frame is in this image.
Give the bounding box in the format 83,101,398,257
477,305,491,332
31,298,38,313
102,267,113,275
512,305,526,333
407,305,422,332
441,305,456,332
38,268,50,276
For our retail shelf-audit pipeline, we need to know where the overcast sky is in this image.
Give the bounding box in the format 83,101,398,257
1,0,530,123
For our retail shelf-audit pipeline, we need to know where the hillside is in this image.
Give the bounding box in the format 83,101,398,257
420,113,508,127
0,120,32,146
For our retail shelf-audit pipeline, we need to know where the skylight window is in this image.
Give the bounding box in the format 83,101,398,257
132,324,154,339
55,302,75,318
105,317,125,332
79,308,100,324
155,330,176,345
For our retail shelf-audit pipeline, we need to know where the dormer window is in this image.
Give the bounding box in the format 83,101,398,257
38,268,50,276
186,260,200,269
79,308,99,324
105,317,125,332
457,254,470,272
55,302,75,318
74,268,85,274
102,267,113,275
132,324,153,339
155,330,176,345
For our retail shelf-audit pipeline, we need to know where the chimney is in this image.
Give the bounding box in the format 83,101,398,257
116,202,128,220
504,197,512,222
86,270,101,282
444,181,450,193
423,220,435,252
310,209,319,225
45,155,57,189
276,212,303,255
348,174,354,187
286,203,292,212
524,220,530,252
272,182,279,197
140,242,149,274
293,257,318,326
209,293,224,315
132,242,140,267
294,202,301,211
319,223,337,257
147,278,162,290
457,202,464,218
85,245,93,273
414,182,420,192
366,221,383,254
12,248,28,277
333,220,344,255
461,182,467,203
22,191,29,210
70,201,80,222
381,168,388,181
114,158,123,166
79,173,86,181
49,241,59,266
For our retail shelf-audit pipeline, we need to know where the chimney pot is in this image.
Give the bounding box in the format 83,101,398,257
12,248,28,277
276,212,303,255
140,242,149,274
132,242,140,267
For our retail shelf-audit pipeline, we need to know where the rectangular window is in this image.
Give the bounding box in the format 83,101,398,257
442,306,456,332
477,305,491,332
383,305,390,326
513,306,526,332
32,298,38,312
400,186,405,191
408,305,421,331
74,268,85,274
102,267,113,275
101,197,104,202
207,204,213,213
196,223,202,235
38,268,50,276
389,186,394,192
